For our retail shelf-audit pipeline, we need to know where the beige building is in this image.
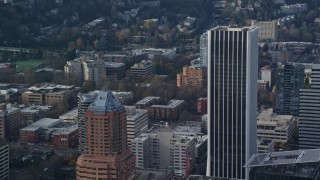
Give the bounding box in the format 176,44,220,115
252,20,278,41
257,138,274,153
176,65,207,88
22,84,80,107
257,108,296,145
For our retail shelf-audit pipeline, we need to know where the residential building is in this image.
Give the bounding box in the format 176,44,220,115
148,100,186,121
251,20,278,41
0,88,20,103
275,63,304,116
83,59,106,85
20,105,51,125
245,149,320,180
76,91,135,180
64,58,83,80
299,64,320,149
125,106,148,147
22,84,80,107
0,144,9,180
197,97,207,115
130,60,156,77
177,65,207,88
207,26,258,179
200,32,208,66
0,63,15,73
257,108,296,145
135,96,161,109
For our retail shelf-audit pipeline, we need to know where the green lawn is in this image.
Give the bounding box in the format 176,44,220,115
15,59,43,72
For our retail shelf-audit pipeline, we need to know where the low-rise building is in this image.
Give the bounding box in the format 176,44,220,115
59,108,78,123
104,62,126,80
177,65,207,88
20,105,51,125
251,20,278,41
0,63,15,73
132,48,176,61
135,96,161,109
112,91,133,105
19,118,78,148
257,138,274,153
257,80,269,91
22,83,80,107
148,100,186,121
257,108,296,145
130,60,156,77
281,3,307,14
0,88,20,103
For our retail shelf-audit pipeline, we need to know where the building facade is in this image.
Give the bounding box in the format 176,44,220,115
130,60,156,77
197,97,207,115
125,106,148,147
251,20,278,41
76,91,135,180
200,32,208,66
207,26,258,179
148,100,186,121
299,64,320,149
0,144,9,180
275,63,304,116
176,65,207,88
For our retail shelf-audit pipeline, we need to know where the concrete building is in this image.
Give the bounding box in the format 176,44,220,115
148,100,186,121
76,91,135,180
104,62,126,80
112,91,133,105
22,84,80,107
257,80,270,91
20,105,51,126
299,64,320,149
257,138,274,153
132,48,176,61
251,20,278,41
125,106,148,147
83,59,106,85
0,144,9,180
64,58,83,80
275,63,304,116
59,108,78,123
257,108,296,145
261,65,272,87
245,149,320,180
207,26,258,179
177,65,207,88
130,60,156,77
131,128,196,178
200,32,208,66
135,96,161,109
197,97,207,115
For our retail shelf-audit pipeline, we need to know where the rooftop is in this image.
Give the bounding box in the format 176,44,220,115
135,168,171,180
125,106,147,120
59,108,78,121
211,26,257,32
136,96,160,105
245,149,320,168
21,105,51,113
20,118,61,131
151,99,185,109
104,62,125,68
88,91,124,114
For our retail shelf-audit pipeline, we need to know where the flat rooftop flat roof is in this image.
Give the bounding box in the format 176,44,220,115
245,148,320,168
136,96,160,105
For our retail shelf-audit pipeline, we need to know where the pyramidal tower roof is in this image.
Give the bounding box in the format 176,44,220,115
88,91,124,114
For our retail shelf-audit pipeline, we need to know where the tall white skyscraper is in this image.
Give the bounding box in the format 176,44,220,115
206,26,258,179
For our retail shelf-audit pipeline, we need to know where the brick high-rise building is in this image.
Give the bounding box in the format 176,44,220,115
177,65,207,88
76,91,135,180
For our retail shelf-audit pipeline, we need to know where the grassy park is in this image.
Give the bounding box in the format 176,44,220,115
15,59,43,72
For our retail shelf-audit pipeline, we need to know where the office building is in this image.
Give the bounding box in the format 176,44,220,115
245,149,320,180
77,91,98,154
200,32,208,66
251,20,278,41
20,105,51,126
0,104,21,141
0,144,9,180
176,65,207,88
125,106,148,147
275,63,304,116
257,108,296,145
130,60,156,77
64,58,83,80
76,91,135,180
104,62,126,80
207,26,258,179
299,64,320,149
260,65,272,87
83,59,106,85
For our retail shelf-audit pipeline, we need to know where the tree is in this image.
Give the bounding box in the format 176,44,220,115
76,37,84,49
